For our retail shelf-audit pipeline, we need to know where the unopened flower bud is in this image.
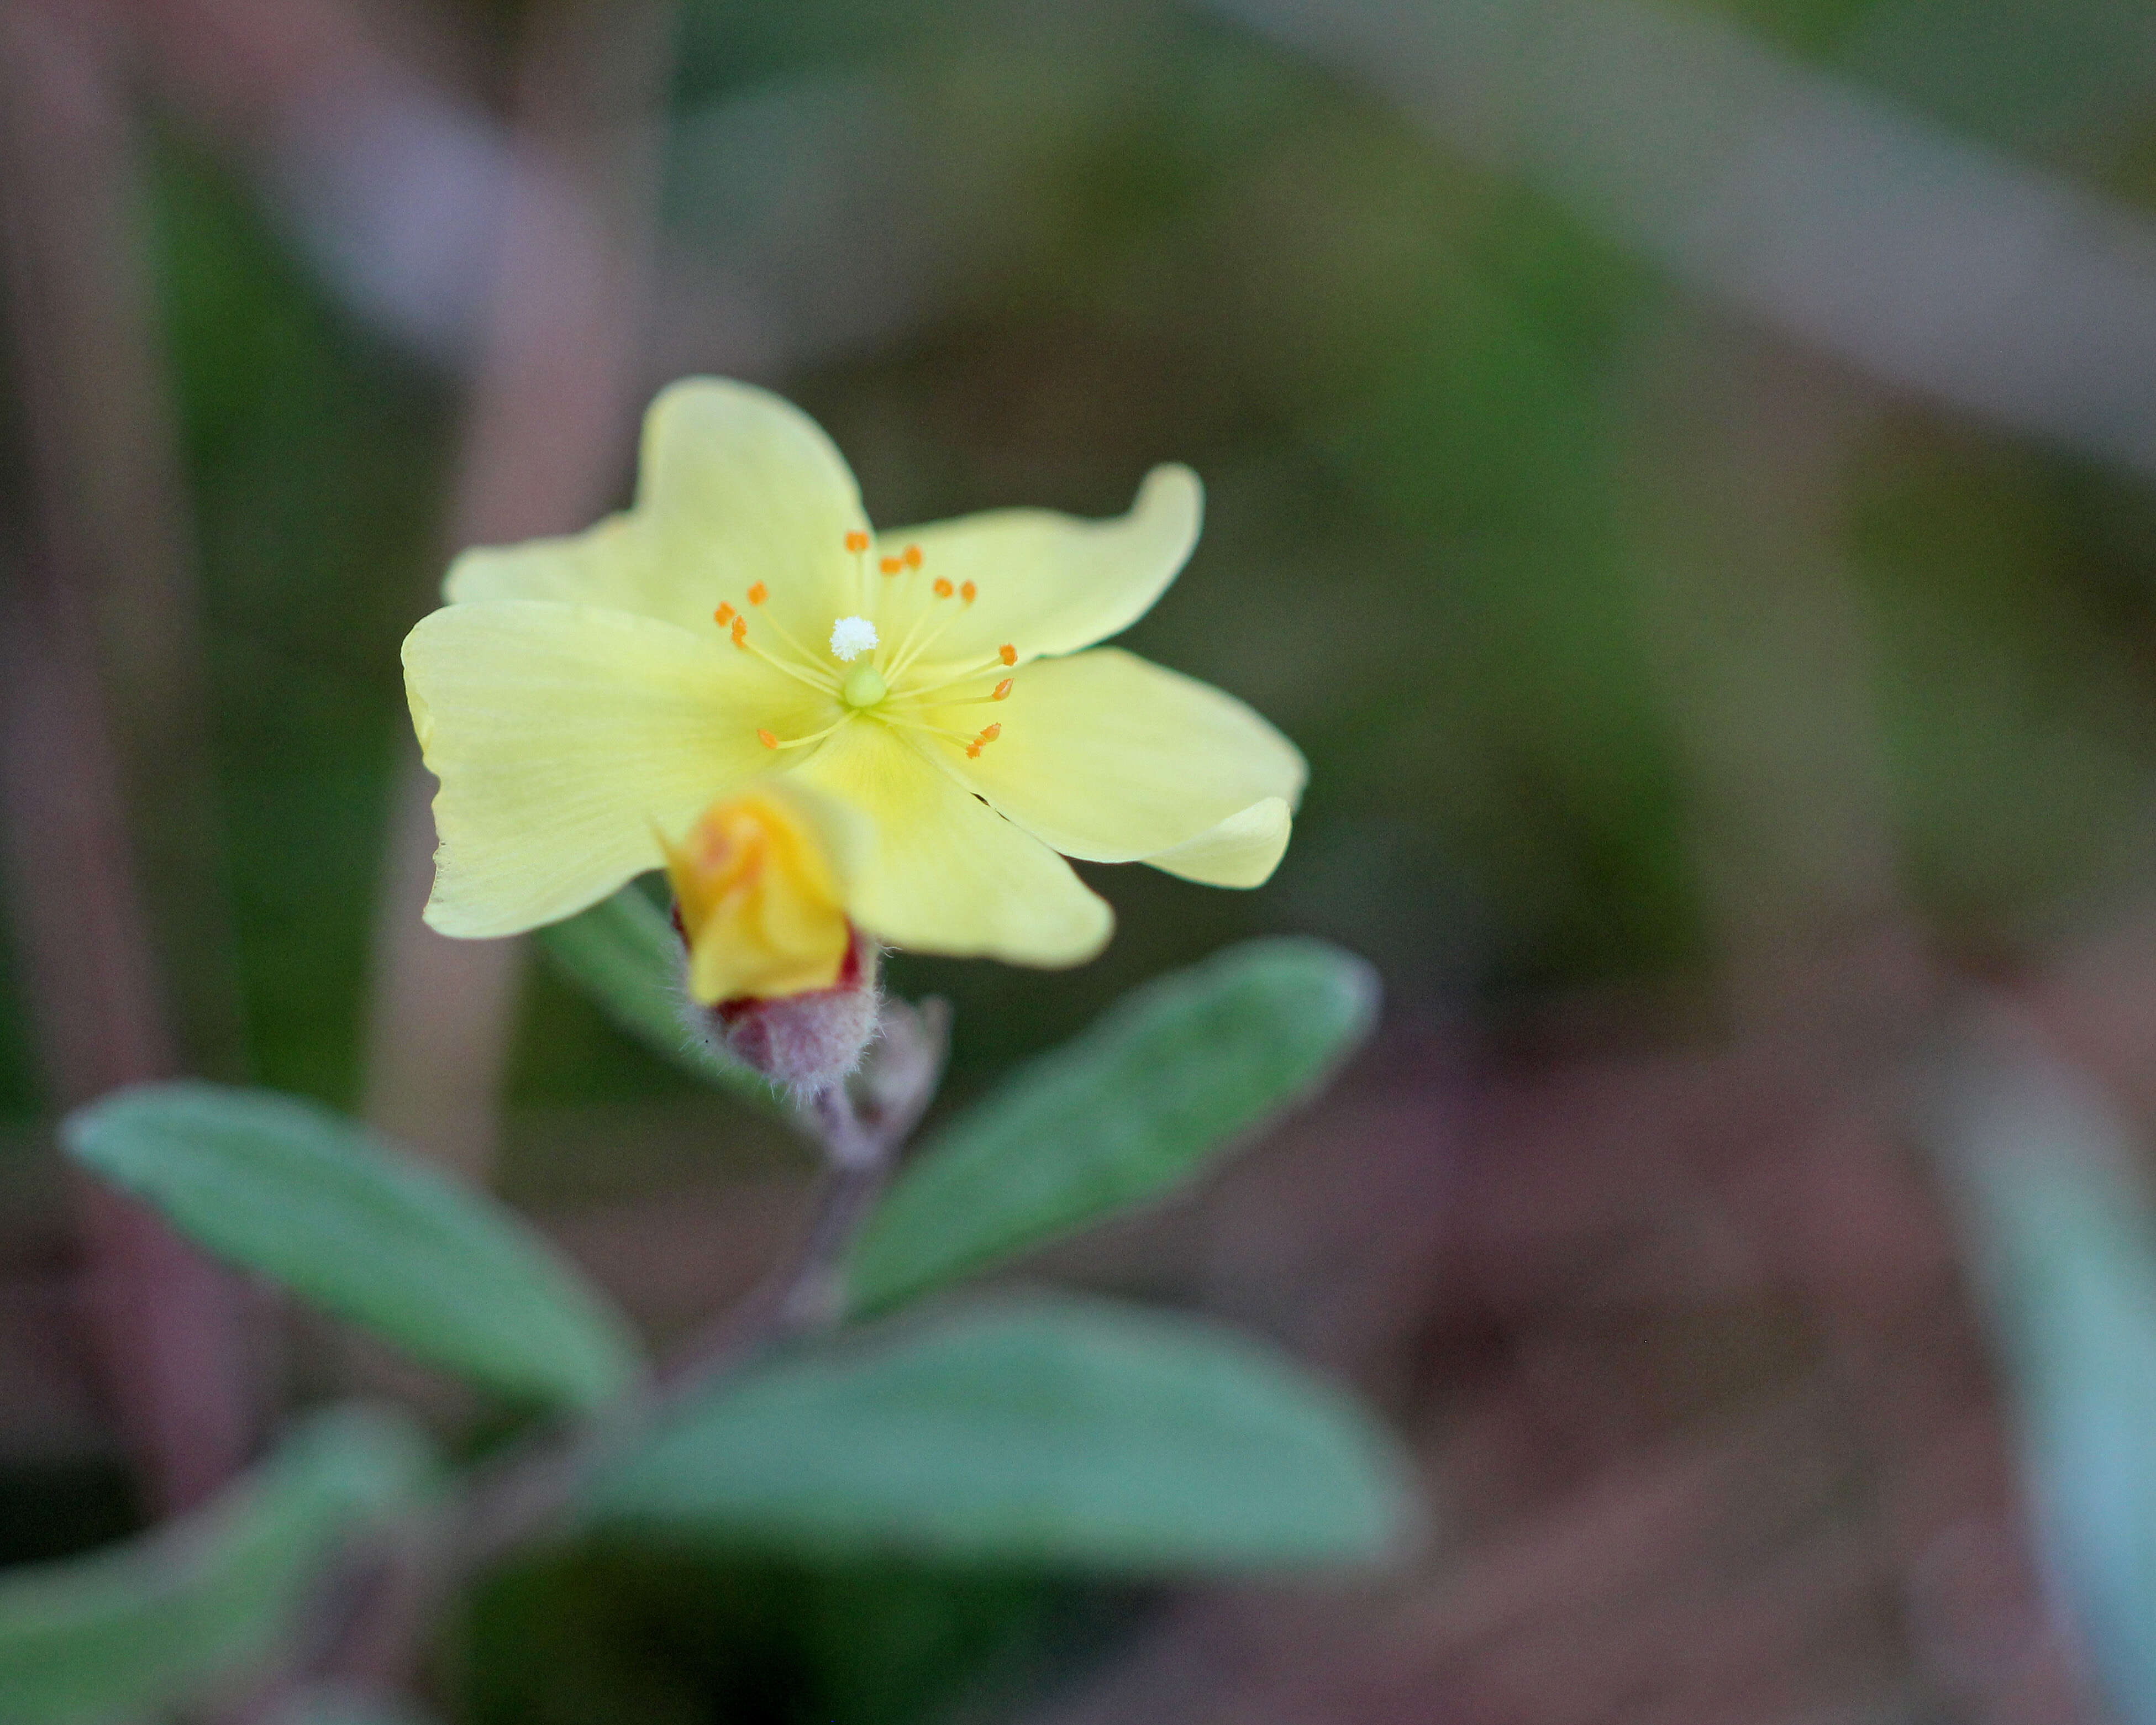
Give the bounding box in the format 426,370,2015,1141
660,789,854,1004
705,930,882,1093
661,787,880,1092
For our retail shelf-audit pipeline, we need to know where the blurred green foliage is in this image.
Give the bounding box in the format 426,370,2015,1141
849,939,1377,1313
0,1407,436,1725
1931,1038,2156,1725
31,942,1390,1717
67,1084,645,1410
463,1545,1112,1725
150,132,453,1108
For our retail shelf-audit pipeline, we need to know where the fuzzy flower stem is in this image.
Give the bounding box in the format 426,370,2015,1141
465,1001,942,1561
653,1075,912,1387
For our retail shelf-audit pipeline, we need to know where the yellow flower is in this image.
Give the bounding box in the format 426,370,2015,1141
402,378,1306,984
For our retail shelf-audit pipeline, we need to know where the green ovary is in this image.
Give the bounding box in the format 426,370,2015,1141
842,664,889,708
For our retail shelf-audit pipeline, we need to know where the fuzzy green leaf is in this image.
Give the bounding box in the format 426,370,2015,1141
65,1082,640,1410
846,939,1379,1314
590,1297,1418,1570
0,1407,433,1725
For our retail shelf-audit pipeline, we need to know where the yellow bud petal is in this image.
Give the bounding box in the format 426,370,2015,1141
661,791,851,1003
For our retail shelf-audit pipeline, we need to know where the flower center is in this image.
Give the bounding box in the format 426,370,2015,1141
717,539,1025,760
841,663,888,708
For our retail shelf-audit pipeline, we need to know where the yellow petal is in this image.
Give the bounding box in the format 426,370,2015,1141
1145,797,1295,888
787,718,1112,965
641,377,869,645
443,514,697,628
404,601,832,937
922,648,1305,889
884,465,1201,680
443,378,868,641
662,789,855,1002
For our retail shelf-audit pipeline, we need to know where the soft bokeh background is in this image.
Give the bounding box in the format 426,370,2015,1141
12,0,2156,1719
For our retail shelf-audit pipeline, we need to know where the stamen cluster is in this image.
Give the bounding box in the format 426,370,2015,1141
712,536,1021,761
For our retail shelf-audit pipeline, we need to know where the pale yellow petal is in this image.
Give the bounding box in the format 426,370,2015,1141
404,601,833,937
639,377,869,645
443,378,870,641
881,465,1201,681
1145,797,1295,888
443,515,702,630
786,718,1112,965
921,648,1304,888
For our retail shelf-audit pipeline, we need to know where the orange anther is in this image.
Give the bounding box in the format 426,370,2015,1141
976,723,1001,743
903,544,922,569
992,678,1012,701
933,577,954,599
747,582,768,606
730,617,748,647
998,643,1017,666
965,743,982,759
844,530,869,554
960,580,977,604
757,729,778,749
880,556,902,575
713,602,735,626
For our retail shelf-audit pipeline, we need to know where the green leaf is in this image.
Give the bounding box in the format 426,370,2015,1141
0,1406,434,1725
846,939,1379,1314
535,885,790,1118
1928,1040,2156,1725
588,1297,1418,1571
65,1082,640,1411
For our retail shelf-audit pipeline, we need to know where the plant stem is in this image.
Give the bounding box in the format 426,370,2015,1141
650,1069,926,1390
448,1084,906,1573
0,2,256,1515
287,997,945,1710
361,0,679,1181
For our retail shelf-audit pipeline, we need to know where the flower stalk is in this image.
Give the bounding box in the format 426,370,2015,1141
240,995,946,1714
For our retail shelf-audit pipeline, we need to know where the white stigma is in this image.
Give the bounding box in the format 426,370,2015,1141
829,616,879,662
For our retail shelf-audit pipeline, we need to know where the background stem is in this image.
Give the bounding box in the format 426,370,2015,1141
360,0,678,1181
0,1,256,1516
